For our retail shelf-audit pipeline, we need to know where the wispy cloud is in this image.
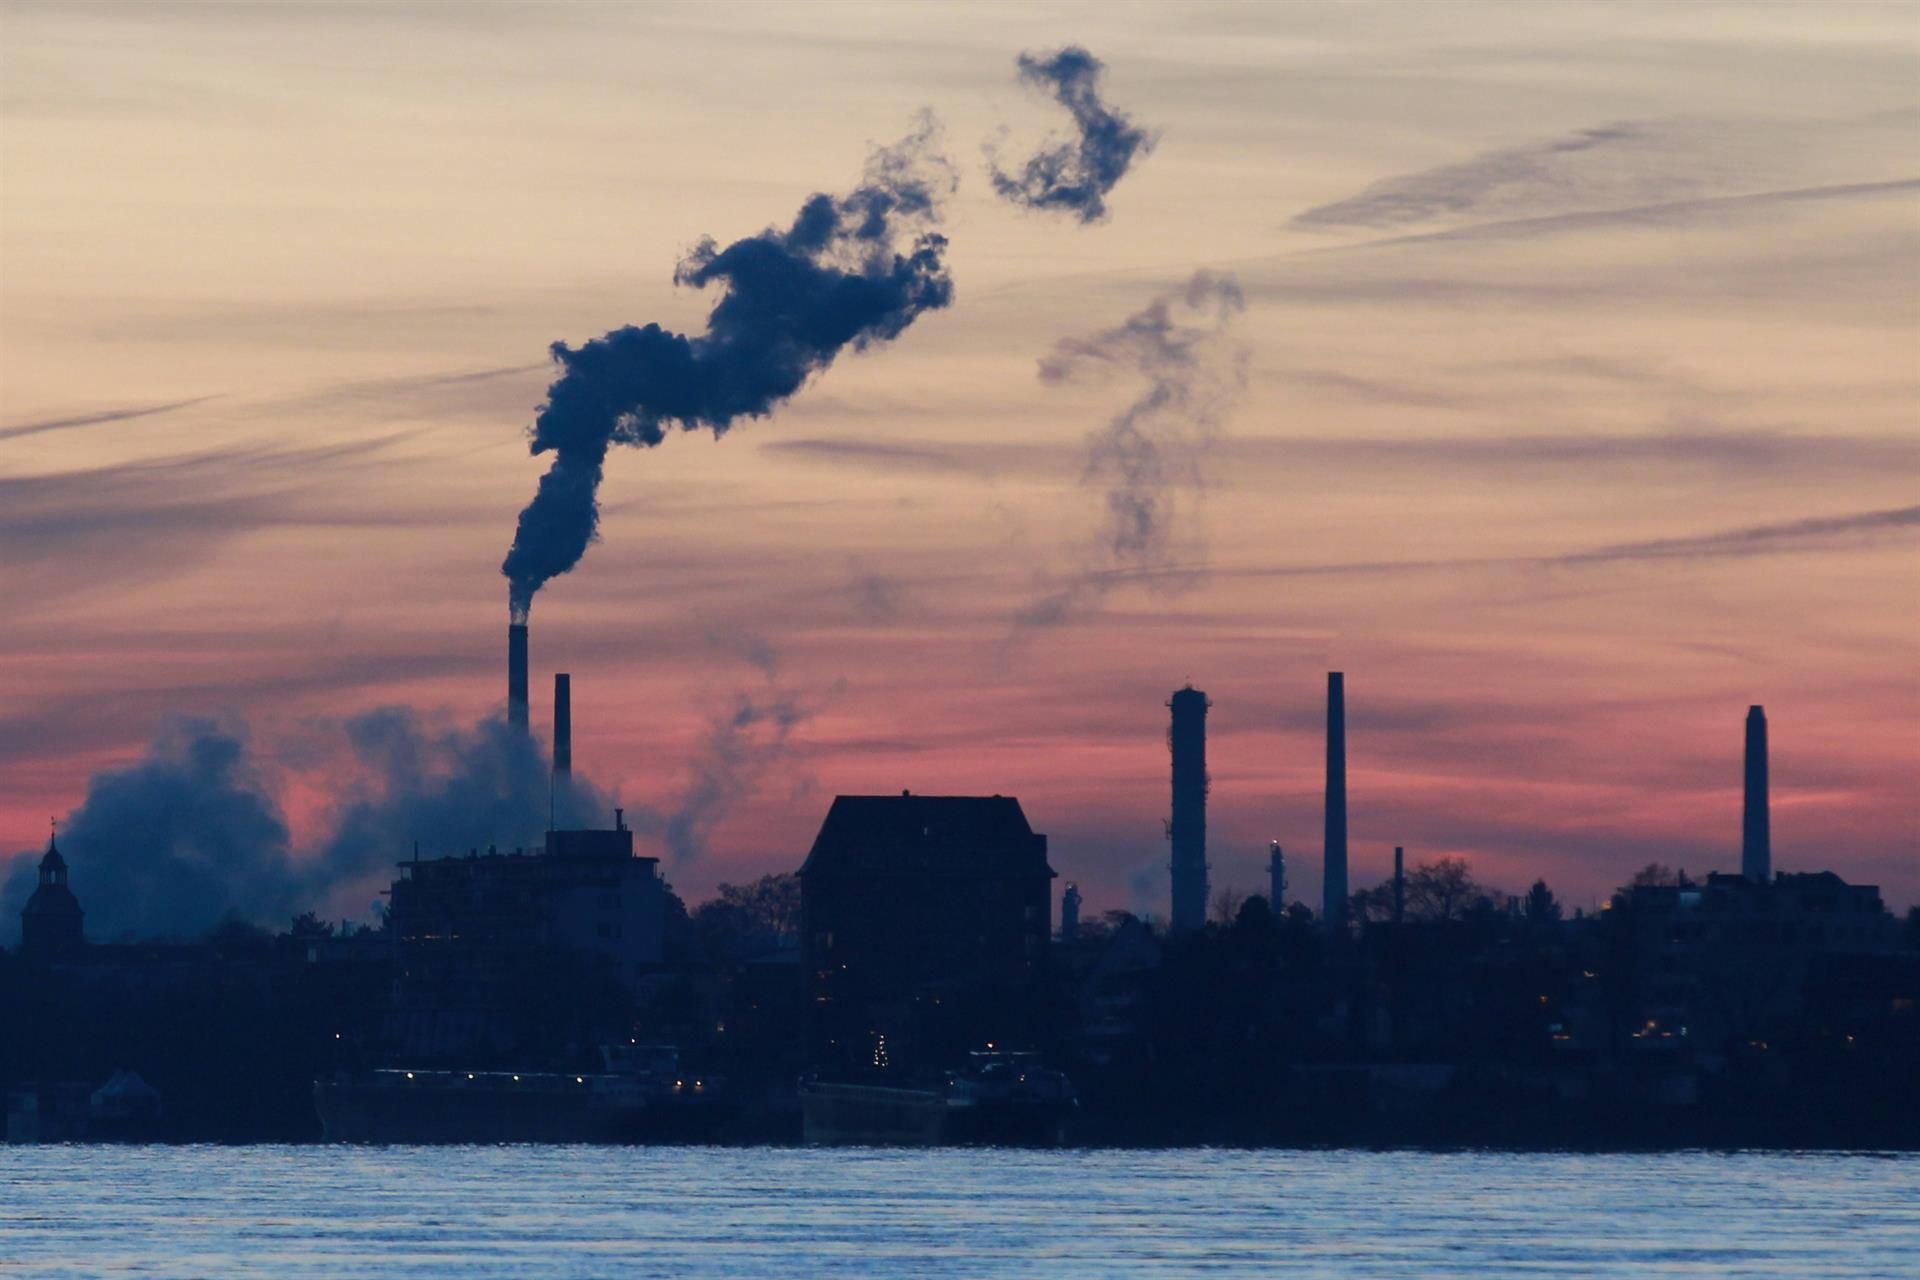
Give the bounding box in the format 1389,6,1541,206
1559,503,1920,565
1243,430,1920,477
1293,121,1662,230
1289,114,1916,233
1213,504,1920,584
759,437,1007,480
1301,179,1920,255
764,428,1916,486
0,395,218,443
0,437,477,602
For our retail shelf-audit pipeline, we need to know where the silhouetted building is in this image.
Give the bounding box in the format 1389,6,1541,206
800,793,1055,1070
1743,705,1770,883
20,833,83,960
1323,672,1348,931
1611,869,1901,1048
1061,883,1081,942
507,621,529,733
1168,686,1210,933
386,810,668,1057
1268,841,1286,911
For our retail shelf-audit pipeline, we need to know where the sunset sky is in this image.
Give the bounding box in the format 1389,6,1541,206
2,0,1915,936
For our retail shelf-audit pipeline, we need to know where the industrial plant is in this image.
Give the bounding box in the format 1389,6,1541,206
3,621,1915,1147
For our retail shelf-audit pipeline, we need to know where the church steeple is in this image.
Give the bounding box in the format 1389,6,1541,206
39,821,68,888
22,820,83,958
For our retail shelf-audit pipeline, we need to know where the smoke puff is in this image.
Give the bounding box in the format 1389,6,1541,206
992,46,1156,223
632,689,813,865
2,710,609,944
1,681,821,940
2,718,298,942
503,117,956,619
1014,271,1247,630
315,707,613,876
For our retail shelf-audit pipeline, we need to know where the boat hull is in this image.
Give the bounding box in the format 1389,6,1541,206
313,1076,727,1144
798,1080,1074,1147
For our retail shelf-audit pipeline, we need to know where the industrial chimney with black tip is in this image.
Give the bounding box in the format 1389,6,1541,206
1743,705,1770,883
1168,685,1210,933
1323,672,1348,931
508,622,529,734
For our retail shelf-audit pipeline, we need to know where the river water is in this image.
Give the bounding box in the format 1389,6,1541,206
3,1147,1916,1278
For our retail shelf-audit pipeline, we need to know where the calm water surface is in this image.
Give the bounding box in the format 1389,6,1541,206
2,1147,1916,1278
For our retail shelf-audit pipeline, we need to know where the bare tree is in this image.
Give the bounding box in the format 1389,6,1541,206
1210,887,1246,926
1405,857,1483,922
1628,863,1679,889
714,872,801,939
693,872,802,957
1348,882,1395,924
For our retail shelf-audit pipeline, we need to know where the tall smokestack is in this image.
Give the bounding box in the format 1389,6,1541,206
508,623,529,734
1268,841,1286,910
1168,685,1209,933
553,673,572,776
1743,704,1770,883
1323,672,1347,931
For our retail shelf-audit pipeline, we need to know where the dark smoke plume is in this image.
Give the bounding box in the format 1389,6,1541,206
1,718,299,942
1,683,818,941
992,47,1155,223
1,710,607,943
314,707,613,875
1015,271,1247,628
503,117,956,619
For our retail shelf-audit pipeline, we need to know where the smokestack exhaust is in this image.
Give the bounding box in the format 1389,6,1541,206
508,623,529,733
1743,705,1770,883
1323,672,1347,931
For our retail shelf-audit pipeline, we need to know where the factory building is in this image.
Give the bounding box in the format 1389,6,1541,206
389,815,668,978
383,672,666,1058
1608,703,1902,1047
384,812,670,1058
799,792,1055,1072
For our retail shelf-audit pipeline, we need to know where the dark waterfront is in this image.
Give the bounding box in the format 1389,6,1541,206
4,1147,1918,1279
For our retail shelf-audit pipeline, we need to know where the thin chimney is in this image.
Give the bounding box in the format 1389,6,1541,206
1323,672,1348,931
1743,705,1770,883
508,623,529,733
553,673,572,777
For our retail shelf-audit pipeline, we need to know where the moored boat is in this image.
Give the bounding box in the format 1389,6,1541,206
314,1044,727,1144
799,1051,1076,1146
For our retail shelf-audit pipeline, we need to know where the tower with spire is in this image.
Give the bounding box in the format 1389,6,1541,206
21,824,84,959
